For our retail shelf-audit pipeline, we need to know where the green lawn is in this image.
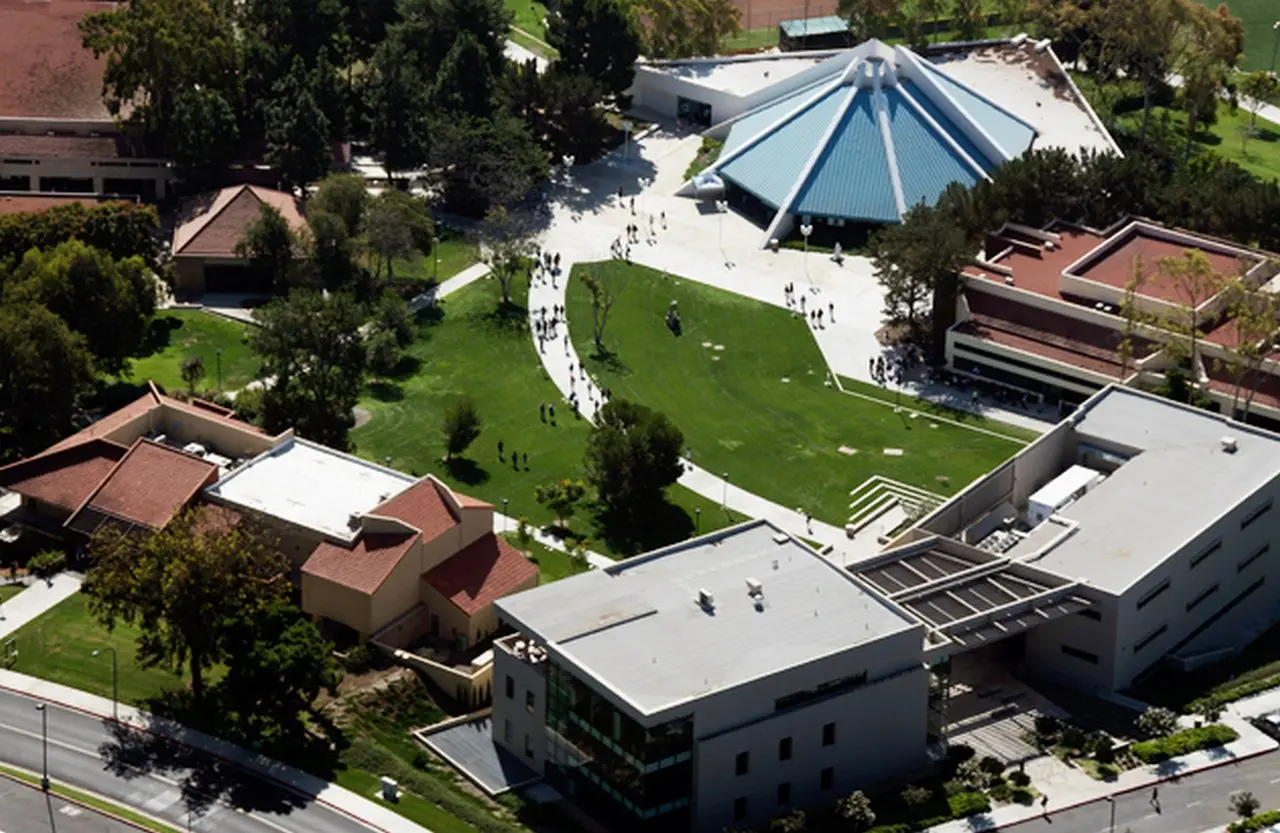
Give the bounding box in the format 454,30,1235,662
391,229,480,284
0,584,23,604
124,310,258,395
503,533,590,581
8,592,195,706
1197,0,1276,71
351,277,736,558
337,769,478,833
565,262,1029,526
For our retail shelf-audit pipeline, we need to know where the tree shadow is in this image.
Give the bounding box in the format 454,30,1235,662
586,345,630,376
368,380,404,402
443,456,490,486
590,497,710,556
389,354,422,379
414,303,445,328
477,299,529,335
136,314,184,356
90,379,153,412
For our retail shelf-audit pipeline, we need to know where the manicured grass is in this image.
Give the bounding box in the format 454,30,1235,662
124,310,258,395
337,768,478,833
838,376,1042,443
8,592,196,706
351,277,736,557
508,25,557,59
565,262,1028,526
391,229,480,284
505,0,549,40
0,584,23,604
503,533,590,582
0,765,181,833
1196,0,1275,71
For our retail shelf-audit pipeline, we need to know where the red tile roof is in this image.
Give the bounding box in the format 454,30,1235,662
301,533,418,594
0,0,114,120
0,439,126,512
422,533,538,616
71,439,217,530
172,185,306,258
372,478,460,541
1205,363,1280,413
44,391,160,454
0,195,110,217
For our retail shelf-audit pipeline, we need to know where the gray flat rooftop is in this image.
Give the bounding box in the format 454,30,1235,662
496,521,919,716
1014,388,1280,592
420,718,539,795
640,53,831,96
204,437,415,542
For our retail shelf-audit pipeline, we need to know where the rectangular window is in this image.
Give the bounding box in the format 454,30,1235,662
525,734,533,759
504,719,512,744
777,782,791,806
1077,609,1102,622
1190,540,1222,569
1135,625,1167,654
1136,579,1171,611
505,675,514,699
820,767,834,790
1186,584,1219,613
1061,644,1099,665
822,722,836,747
1242,499,1273,530
526,690,536,714
735,751,749,776
733,797,748,821
778,737,792,762
1239,544,1269,572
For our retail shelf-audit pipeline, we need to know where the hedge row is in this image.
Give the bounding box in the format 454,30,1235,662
1187,675,1280,715
1229,809,1280,833
1131,724,1239,763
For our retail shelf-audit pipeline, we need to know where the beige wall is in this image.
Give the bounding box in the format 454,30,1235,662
102,404,278,460
370,537,429,634
421,580,475,647
302,571,374,636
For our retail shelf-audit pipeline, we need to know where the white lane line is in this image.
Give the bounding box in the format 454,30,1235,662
1270,776,1280,784
1143,813,1160,820
1186,801,1202,808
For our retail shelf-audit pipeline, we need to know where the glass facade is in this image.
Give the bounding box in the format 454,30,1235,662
545,661,693,829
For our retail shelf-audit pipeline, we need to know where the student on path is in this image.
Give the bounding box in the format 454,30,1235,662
497,440,505,460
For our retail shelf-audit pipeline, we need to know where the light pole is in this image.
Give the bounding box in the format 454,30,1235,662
800,223,813,283
502,498,509,533
35,703,48,791
1104,795,1115,833
215,349,222,391
1272,21,1280,74
716,200,730,268
721,472,729,510
637,176,647,220
91,648,118,721
695,507,701,533
621,120,633,161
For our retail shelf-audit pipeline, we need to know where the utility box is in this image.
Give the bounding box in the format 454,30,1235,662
380,776,399,802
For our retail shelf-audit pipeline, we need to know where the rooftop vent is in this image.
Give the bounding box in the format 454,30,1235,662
696,588,715,611
1004,275,1015,285
1221,436,1238,454
746,577,763,597
772,533,789,545
347,512,361,530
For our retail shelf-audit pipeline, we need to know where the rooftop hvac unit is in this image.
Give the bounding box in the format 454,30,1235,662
1221,436,1238,454
1004,275,1015,285
745,577,763,597
347,512,361,530
696,588,715,611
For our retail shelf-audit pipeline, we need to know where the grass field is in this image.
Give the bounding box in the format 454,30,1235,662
1198,0,1275,71
0,584,23,604
565,262,1030,526
8,593,197,706
352,277,736,558
391,229,480,284
124,311,258,395
503,534,589,582
337,769,478,833
503,0,557,58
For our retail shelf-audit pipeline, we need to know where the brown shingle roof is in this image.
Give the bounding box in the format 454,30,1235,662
422,534,538,616
70,439,218,530
0,0,114,120
172,185,306,258
44,391,160,454
301,533,418,594
372,478,460,541
0,133,124,159
0,439,127,512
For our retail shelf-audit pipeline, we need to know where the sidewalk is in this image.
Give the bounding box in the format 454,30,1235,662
0,573,81,640
411,261,491,312
0,669,425,833
491,512,615,570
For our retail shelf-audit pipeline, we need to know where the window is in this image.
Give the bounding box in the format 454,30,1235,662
526,690,536,714
1186,584,1220,612
505,675,514,699
820,767,834,790
1135,624,1168,654
778,737,792,762
1190,540,1222,569
736,751,750,776
504,719,512,744
822,722,836,747
1061,645,1099,665
525,734,533,759
1239,543,1269,572
777,782,791,806
1078,609,1102,622
1242,499,1273,530
1136,579,1171,611
733,797,748,821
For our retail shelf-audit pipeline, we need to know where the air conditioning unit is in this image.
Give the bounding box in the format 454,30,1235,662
746,577,763,597
696,588,715,611
1005,275,1015,285
1221,436,1238,454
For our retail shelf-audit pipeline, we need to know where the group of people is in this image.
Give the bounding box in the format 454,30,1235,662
784,284,836,330
870,354,905,387
495,440,529,471
530,248,563,289
533,304,570,355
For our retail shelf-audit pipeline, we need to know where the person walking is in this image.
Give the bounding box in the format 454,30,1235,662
539,401,546,422
548,403,556,422
497,439,505,460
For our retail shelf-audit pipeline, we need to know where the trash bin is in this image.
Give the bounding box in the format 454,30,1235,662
380,776,399,801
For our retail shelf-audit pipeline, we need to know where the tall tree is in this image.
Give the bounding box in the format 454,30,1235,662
478,206,538,306
364,190,434,281
1217,280,1279,420
310,173,369,236
581,270,624,353
442,397,482,460
951,0,986,41
250,290,367,449
0,303,95,460
168,87,240,184
363,33,432,180
397,0,510,78
84,507,290,704
433,114,549,215
431,31,497,118
1157,248,1226,383
1173,0,1243,162
547,0,640,108
837,0,898,41
629,0,740,58
265,57,335,194
307,211,364,293
584,399,684,521
236,204,302,293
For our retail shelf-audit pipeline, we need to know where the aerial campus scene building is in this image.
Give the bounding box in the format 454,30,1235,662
3,2,1280,833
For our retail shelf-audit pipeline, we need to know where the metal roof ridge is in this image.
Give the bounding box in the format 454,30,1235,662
895,45,1014,164
893,83,992,183
871,61,908,219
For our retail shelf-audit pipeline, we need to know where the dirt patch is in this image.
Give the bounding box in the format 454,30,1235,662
353,405,372,429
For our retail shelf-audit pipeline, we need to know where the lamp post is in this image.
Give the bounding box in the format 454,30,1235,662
621,120,633,160
502,498,509,533
716,200,730,268
91,648,118,721
215,349,222,392
1272,21,1280,74
35,703,48,791
637,176,646,220
695,507,701,533
721,472,729,510
800,223,813,283
1104,795,1115,833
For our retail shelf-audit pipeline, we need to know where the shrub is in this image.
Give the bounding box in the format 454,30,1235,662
1033,714,1061,737
411,749,430,769
900,785,932,815
1060,724,1087,751
1008,770,1031,788
28,549,66,581
988,782,1013,803
978,756,1005,777
1130,724,1239,763
836,789,875,829
1135,706,1179,739
1011,787,1035,805
343,644,377,674
947,791,991,817
947,742,976,766
769,810,806,832
1230,810,1280,833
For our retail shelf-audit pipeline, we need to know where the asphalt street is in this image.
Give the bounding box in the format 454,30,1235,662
0,776,141,833
0,689,375,833
1004,751,1280,833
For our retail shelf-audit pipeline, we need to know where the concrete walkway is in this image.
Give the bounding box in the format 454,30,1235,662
0,572,82,640
492,512,615,570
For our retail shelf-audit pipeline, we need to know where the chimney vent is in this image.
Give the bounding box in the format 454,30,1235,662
1221,436,1238,454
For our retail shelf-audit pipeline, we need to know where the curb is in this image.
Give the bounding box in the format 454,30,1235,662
0,681,390,833
0,766,173,833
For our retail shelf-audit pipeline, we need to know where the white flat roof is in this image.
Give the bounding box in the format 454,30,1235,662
641,53,832,97
205,437,415,542
496,521,920,717
1028,465,1101,510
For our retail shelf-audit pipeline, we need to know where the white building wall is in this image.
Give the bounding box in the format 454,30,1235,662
491,640,549,772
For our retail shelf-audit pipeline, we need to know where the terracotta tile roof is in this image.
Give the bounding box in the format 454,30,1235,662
0,133,125,159
301,533,418,594
172,185,306,258
422,533,538,616
70,439,217,530
44,391,161,454
372,478,460,541
0,439,127,512
0,0,113,120
0,195,108,216
455,491,492,509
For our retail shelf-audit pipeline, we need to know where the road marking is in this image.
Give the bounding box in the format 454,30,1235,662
1271,777,1280,784
1186,801,1202,808
1144,813,1160,820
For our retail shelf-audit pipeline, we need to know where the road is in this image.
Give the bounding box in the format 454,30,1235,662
0,689,375,833
1004,752,1280,833
0,775,142,833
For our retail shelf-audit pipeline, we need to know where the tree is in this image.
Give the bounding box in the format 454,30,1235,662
1157,249,1226,383
84,507,290,703
442,397,482,460
1217,280,1279,420
433,114,550,216
371,290,415,348
478,206,538,306
250,290,367,450
955,758,984,789
580,270,624,353
837,790,876,830
1090,0,1177,144
365,326,401,377
539,70,613,160
265,56,334,194
0,303,95,459
547,0,640,107
837,0,898,41
364,34,432,180
1172,1,1243,162
168,87,240,183
364,190,434,281
1135,706,1179,739
430,31,497,118
1229,790,1261,821
584,399,685,521
770,810,806,832
180,355,206,392
978,755,1005,780
951,0,986,41
236,204,302,293
311,174,369,237
629,0,740,58
1237,69,1278,154
535,479,586,526
28,550,67,582
307,210,364,292
900,785,932,817
994,0,1029,31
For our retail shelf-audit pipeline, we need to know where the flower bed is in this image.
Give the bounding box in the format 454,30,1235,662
1130,724,1239,763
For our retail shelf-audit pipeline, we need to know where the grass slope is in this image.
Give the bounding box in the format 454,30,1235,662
0,584,23,604
352,277,734,558
391,229,480,284
565,262,1029,525
123,310,258,395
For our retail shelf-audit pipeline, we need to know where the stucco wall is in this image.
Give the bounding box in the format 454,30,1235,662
370,537,429,635
302,571,374,636
492,638,549,772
